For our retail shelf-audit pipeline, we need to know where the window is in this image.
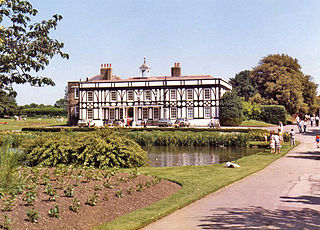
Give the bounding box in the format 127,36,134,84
142,108,148,119
75,106,79,117
87,91,93,101
119,109,124,119
110,109,115,120
204,88,210,100
187,89,193,100
170,89,177,100
74,88,79,99
204,107,211,118
87,109,93,119
127,91,134,101
171,107,177,119
145,90,151,101
111,91,117,101
187,107,193,119
153,108,159,119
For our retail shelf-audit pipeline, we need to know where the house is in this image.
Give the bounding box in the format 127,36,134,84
67,58,232,127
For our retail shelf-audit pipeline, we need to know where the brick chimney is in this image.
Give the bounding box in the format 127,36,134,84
100,63,113,80
171,62,181,77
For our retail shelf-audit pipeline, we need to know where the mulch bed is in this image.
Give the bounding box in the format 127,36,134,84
0,167,181,230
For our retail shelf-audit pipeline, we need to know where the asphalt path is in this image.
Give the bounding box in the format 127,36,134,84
142,125,320,229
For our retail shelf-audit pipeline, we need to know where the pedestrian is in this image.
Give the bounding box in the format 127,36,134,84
303,119,307,133
316,133,320,148
269,131,275,154
144,118,147,128
296,115,300,125
278,122,284,143
311,115,315,127
298,120,303,133
274,133,281,154
290,129,295,146
316,115,319,127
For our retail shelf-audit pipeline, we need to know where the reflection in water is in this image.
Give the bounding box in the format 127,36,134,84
144,146,262,167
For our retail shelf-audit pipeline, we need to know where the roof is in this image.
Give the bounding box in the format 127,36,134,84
87,75,216,82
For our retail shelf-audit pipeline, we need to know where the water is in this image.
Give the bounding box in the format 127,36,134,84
144,146,262,167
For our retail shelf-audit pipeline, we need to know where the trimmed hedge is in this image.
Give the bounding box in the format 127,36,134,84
259,105,287,125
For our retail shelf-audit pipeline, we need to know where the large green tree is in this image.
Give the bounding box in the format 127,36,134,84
229,70,257,101
0,0,69,95
251,54,317,114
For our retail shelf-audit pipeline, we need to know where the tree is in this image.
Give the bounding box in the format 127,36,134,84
219,90,243,126
0,0,69,95
229,70,257,101
0,89,19,117
251,54,317,114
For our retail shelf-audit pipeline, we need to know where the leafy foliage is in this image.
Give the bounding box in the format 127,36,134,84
219,90,243,126
0,138,25,194
127,130,249,147
251,54,317,114
259,105,287,125
0,90,19,117
242,100,261,120
229,70,257,101
21,130,149,168
0,0,69,94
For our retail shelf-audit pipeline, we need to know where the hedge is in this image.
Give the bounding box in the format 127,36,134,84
259,105,287,125
22,107,66,117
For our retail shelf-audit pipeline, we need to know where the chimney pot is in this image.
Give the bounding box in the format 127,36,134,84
101,64,103,68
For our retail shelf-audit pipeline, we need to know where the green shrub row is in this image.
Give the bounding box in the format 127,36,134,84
127,131,249,147
20,130,148,168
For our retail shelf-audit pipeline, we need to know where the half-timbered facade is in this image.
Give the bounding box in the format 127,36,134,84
67,60,232,126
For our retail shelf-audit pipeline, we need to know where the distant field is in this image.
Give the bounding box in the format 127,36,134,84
0,118,67,131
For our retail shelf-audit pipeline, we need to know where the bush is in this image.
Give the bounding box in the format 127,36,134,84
259,105,287,125
219,91,243,126
0,138,25,194
21,130,148,168
242,101,261,120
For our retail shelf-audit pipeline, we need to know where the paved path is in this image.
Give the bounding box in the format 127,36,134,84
142,125,320,229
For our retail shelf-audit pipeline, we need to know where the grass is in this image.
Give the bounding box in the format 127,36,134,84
0,118,67,131
94,141,298,230
240,119,276,127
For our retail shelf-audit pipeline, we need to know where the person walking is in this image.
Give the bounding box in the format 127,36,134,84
274,133,281,154
299,120,303,133
278,122,284,143
290,129,295,146
316,115,319,127
311,115,315,127
316,133,320,148
269,131,275,154
303,119,307,133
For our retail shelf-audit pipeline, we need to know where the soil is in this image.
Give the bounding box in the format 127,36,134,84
0,167,181,230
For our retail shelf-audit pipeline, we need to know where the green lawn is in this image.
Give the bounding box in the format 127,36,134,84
0,118,67,131
94,142,297,230
240,119,276,127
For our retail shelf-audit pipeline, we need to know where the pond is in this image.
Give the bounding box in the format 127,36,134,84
144,146,263,167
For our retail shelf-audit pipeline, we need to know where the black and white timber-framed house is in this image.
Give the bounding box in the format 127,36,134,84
67,59,232,126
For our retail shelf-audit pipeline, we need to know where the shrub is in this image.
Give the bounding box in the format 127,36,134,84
127,131,249,147
219,91,243,126
21,130,148,168
259,105,287,125
242,101,261,120
0,139,25,194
